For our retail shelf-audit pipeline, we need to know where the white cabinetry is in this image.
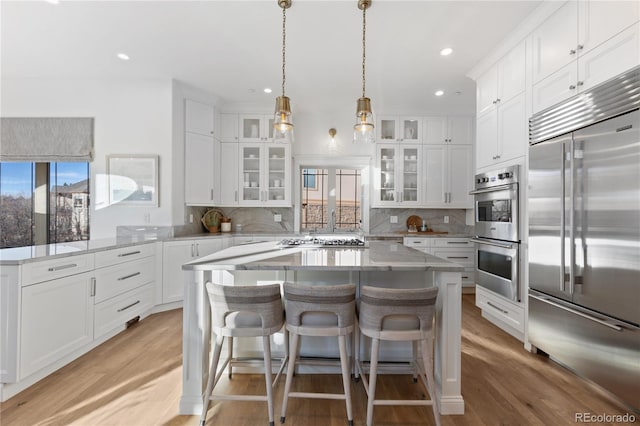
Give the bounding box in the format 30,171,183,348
377,116,422,144
20,271,94,379
239,144,290,206
476,286,525,340
162,239,223,304
532,1,639,113
373,144,422,206
239,114,276,142
423,144,473,208
403,237,475,291
220,113,239,142
219,142,239,206
423,116,472,145
185,99,220,205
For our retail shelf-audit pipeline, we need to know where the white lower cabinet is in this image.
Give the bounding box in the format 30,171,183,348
20,271,94,380
162,239,223,303
94,283,155,338
475,286,524,339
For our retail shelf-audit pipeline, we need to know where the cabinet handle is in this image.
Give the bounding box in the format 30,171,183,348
118,272,141,281
411,241,422,244
487,301,509,315
190,244,195,257
496,155,501,159
118,250,141,257
462,276,470,280
446,256,470,260
569,84,576,90
117,300,141,313
569,48,576,55
496,98,500,103
48,263,77,272
90,277,96,297
210,189,214,200
196,244,200,257
577,44,583,51
492,100,497,105
577,81,584,87
235,190,238,202
210,131,214,135
446,241,469,245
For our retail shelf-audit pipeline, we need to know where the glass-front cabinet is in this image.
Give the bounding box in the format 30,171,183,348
376,116,422,144
374,144,421,207
239,144,290,206
237,114,292,143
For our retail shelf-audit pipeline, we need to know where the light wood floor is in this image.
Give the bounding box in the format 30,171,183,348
1,295,636,426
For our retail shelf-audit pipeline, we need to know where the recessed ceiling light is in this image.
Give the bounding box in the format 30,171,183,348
44,0,60,4
263,88,273,94
116,53,130,61
435,90,444,97
440,47,453,56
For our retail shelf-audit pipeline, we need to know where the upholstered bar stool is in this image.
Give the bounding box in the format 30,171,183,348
280,282,357,426
200,282,287,426
356,285,440,426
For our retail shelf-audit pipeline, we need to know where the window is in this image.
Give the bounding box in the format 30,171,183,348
301,168,361,231
0,162,90,248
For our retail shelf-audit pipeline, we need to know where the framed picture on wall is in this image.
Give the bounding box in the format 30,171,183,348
107,155,159,206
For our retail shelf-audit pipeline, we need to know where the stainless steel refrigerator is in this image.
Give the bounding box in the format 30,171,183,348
528,66,639,412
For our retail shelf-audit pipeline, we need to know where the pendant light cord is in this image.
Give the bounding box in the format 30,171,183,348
361,5,366,98
282,7,287,98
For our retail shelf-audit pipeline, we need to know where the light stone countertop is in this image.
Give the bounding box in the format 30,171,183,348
183,240,464,272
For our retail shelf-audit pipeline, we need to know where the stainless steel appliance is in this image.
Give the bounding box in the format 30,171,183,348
528,66,640,412
470,165,521,302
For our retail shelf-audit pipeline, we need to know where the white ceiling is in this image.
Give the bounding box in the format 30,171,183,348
1,0,541,115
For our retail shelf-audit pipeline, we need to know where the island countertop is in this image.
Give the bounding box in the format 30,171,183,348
183,240,464,272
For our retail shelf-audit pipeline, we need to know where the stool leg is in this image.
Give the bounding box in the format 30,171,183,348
338,334,354,426
353,317,360,382
228,336,234,379
280,331,299,423
366,337,380,426
200,334,224,426
412,340,418,383
263,335,275,426
421,337,440,426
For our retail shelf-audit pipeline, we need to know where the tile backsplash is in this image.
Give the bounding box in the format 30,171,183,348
369,208,473,234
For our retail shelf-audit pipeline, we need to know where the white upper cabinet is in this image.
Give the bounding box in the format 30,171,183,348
219,142,239,206
220,113,239,142
423,144,473,208
239,114,280,143
373,145,422,206
377,116,422,144
185,99,216,137
238,144,290,206
476,40,526,116
424,116,472,145
578,0,639,56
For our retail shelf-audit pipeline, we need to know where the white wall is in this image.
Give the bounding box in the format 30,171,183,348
1,78,174,239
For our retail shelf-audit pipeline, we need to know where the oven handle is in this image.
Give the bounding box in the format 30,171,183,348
471,237,515,249
469,184,514,195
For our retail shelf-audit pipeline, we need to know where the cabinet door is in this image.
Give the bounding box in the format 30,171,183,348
531,1,578,84
579,0,640,55
185,132,219,205
578,23,640,93
423,116,448,145
448,117,473,145
220,113,239,142
475,110,498,170
185,99,214,137
399,146,421,205
497,93,527,163
532,62,578,114
476,66,498,115
239,115,268,142
399,117,421,144
447,145,473,208
265,144,290,205
374,145,398,206
20,272,94,379
192,239,223,258
377,116,399,143
498,40,526,103
423,145,447,206
220,142,239,206
162,241,194,303
239,144,264,205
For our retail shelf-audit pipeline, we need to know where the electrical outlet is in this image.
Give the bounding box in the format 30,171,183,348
390,216,398,224
444,215,449,224
189,214,194,223
144,213,151,223
274,214,282,222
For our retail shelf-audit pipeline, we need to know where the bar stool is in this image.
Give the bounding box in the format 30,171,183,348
200,282,287,426
356,285,440,426
280,282,356,426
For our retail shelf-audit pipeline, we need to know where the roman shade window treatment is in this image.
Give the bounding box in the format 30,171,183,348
0,117,94,161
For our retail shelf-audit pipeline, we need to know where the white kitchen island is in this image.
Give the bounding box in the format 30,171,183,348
179,240,464,416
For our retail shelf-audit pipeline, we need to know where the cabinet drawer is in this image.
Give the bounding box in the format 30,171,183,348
94,243,155,269
461,267,476,285
476,286,524,332
94,282,155,339
432,248,474,267
93,256,155,304
22,254,94,286
431,238,473,248
403,237,430,248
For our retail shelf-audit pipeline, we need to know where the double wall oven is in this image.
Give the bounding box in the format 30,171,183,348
470,165,520,302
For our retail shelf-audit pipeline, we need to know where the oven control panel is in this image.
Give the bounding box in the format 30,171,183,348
474,165,519,189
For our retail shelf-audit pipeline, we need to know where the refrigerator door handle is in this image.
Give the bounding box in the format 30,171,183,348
530,294,624,332
569,139,576,296
561,143,567,292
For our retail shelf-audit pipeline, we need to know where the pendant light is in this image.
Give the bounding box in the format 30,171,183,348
353,0,374,143
273,0,294,142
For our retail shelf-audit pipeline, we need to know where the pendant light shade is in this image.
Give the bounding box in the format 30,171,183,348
274,0,294,142
353,0,374,143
